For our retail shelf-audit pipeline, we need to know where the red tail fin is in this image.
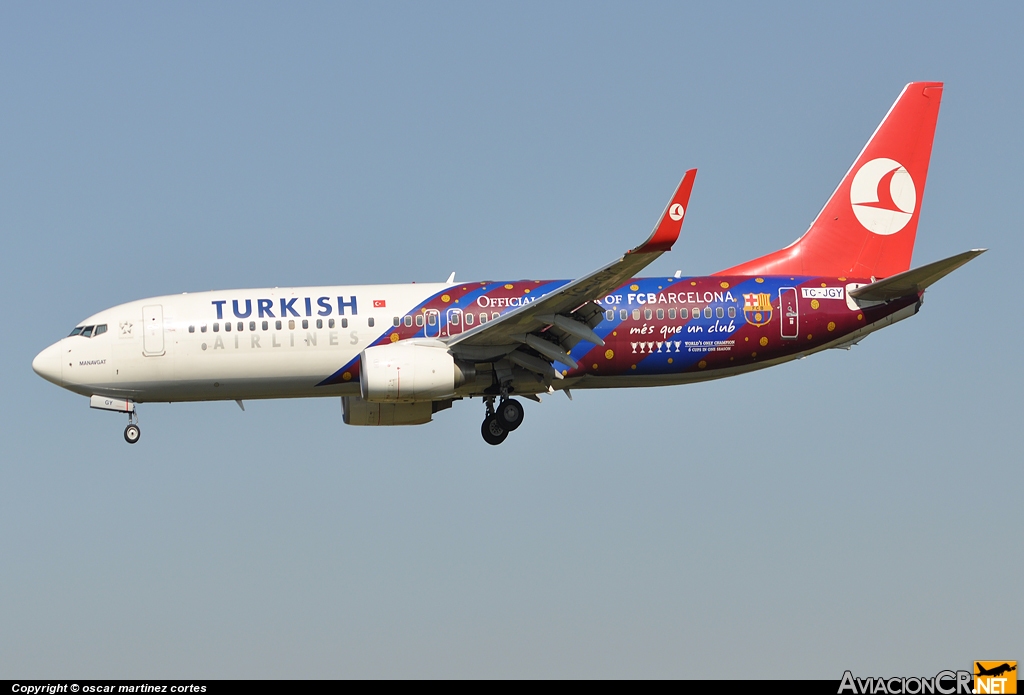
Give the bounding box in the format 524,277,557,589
717,82,943,278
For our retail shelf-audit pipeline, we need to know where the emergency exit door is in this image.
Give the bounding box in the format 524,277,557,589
142,305,165,356
779,288,799,340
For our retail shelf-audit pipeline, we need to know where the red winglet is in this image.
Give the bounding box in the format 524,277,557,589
630,168,697,254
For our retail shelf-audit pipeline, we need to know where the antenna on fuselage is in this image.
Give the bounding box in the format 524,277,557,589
446,272,456,284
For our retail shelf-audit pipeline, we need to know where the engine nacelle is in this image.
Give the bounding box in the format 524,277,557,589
359,341,472,403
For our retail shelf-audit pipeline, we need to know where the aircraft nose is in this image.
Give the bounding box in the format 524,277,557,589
32,341,63,386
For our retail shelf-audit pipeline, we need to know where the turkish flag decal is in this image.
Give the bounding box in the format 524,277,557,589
373,299,386,308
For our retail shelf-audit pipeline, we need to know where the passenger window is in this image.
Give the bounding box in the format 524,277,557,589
668,308,676,320
451,313,461,325
704,307,712,319
288,320,295,330
189,325,195,333
94,324,107,336
237,322,243,331
728,307,736,318
415,315,424,327
301,320,309,329
404,316,413,327
716,307,724,319
620,309,628,320
329,319,335,329
644,309,652,320
632,309,640,320
81,325,94,338
201,325,207,333
368,317,375,328
249,321,256,331
262,321,269,331
69,327,83,337
465,313,474,326
275,320,282,330
480,313,488,324
225,322,232,332
213,323,220,333
341,318,348,328
316,319,323,329
605,311,614,321
393,317,400,327
427,313,437,326
680,308,689,319
656,309,664,320
492,312,499,320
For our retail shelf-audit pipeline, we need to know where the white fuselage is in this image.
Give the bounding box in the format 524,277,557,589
33,283,455,403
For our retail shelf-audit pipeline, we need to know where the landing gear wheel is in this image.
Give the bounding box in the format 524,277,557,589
481,414,508,446
496,398,524,432
124,424,141,444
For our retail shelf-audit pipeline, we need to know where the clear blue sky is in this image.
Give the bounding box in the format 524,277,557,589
2,1,1020,678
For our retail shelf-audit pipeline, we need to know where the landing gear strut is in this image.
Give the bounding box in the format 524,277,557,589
124,411,141,444
480,393,525,445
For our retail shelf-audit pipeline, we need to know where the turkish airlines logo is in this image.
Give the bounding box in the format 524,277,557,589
669,203,685,221
849,158,916,235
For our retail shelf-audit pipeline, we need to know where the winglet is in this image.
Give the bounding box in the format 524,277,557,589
630,168,697,254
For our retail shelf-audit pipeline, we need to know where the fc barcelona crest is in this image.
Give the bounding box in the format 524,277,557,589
743,292,773,327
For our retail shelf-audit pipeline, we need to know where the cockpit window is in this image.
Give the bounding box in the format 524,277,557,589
94,324,107,336
69,327,83,337
80,325,95,338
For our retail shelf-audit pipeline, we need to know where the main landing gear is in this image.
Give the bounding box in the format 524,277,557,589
124,411,141,444
480,394,525,446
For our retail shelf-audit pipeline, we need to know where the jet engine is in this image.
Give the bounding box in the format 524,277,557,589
359,341,473,403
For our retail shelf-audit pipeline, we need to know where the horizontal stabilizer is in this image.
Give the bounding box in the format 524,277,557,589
849,249,986,302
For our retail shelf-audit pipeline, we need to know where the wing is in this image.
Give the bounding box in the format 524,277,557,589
445,170,697,373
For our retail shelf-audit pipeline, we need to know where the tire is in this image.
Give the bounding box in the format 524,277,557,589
124,424,141,444
496,398,525,432
481,414,508,446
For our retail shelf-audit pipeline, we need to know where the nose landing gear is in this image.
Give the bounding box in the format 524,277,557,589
124,412,141,444
480,394,524,445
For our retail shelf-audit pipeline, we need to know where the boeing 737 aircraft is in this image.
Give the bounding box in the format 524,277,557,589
33,82,983,445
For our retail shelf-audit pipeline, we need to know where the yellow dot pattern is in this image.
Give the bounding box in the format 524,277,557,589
827,321,836,332
759,336,768,347
605,349,614,360
810,299,820,310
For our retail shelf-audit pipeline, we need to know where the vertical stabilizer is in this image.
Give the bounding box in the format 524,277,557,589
717,82,943,278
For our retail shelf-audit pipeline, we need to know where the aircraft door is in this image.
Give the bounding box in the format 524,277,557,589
444,308,463,337
424,309,440,338
142,304,165,355
779,288,799,340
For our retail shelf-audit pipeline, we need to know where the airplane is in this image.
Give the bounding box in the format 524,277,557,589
32,81,984,446
975,663,1016,678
